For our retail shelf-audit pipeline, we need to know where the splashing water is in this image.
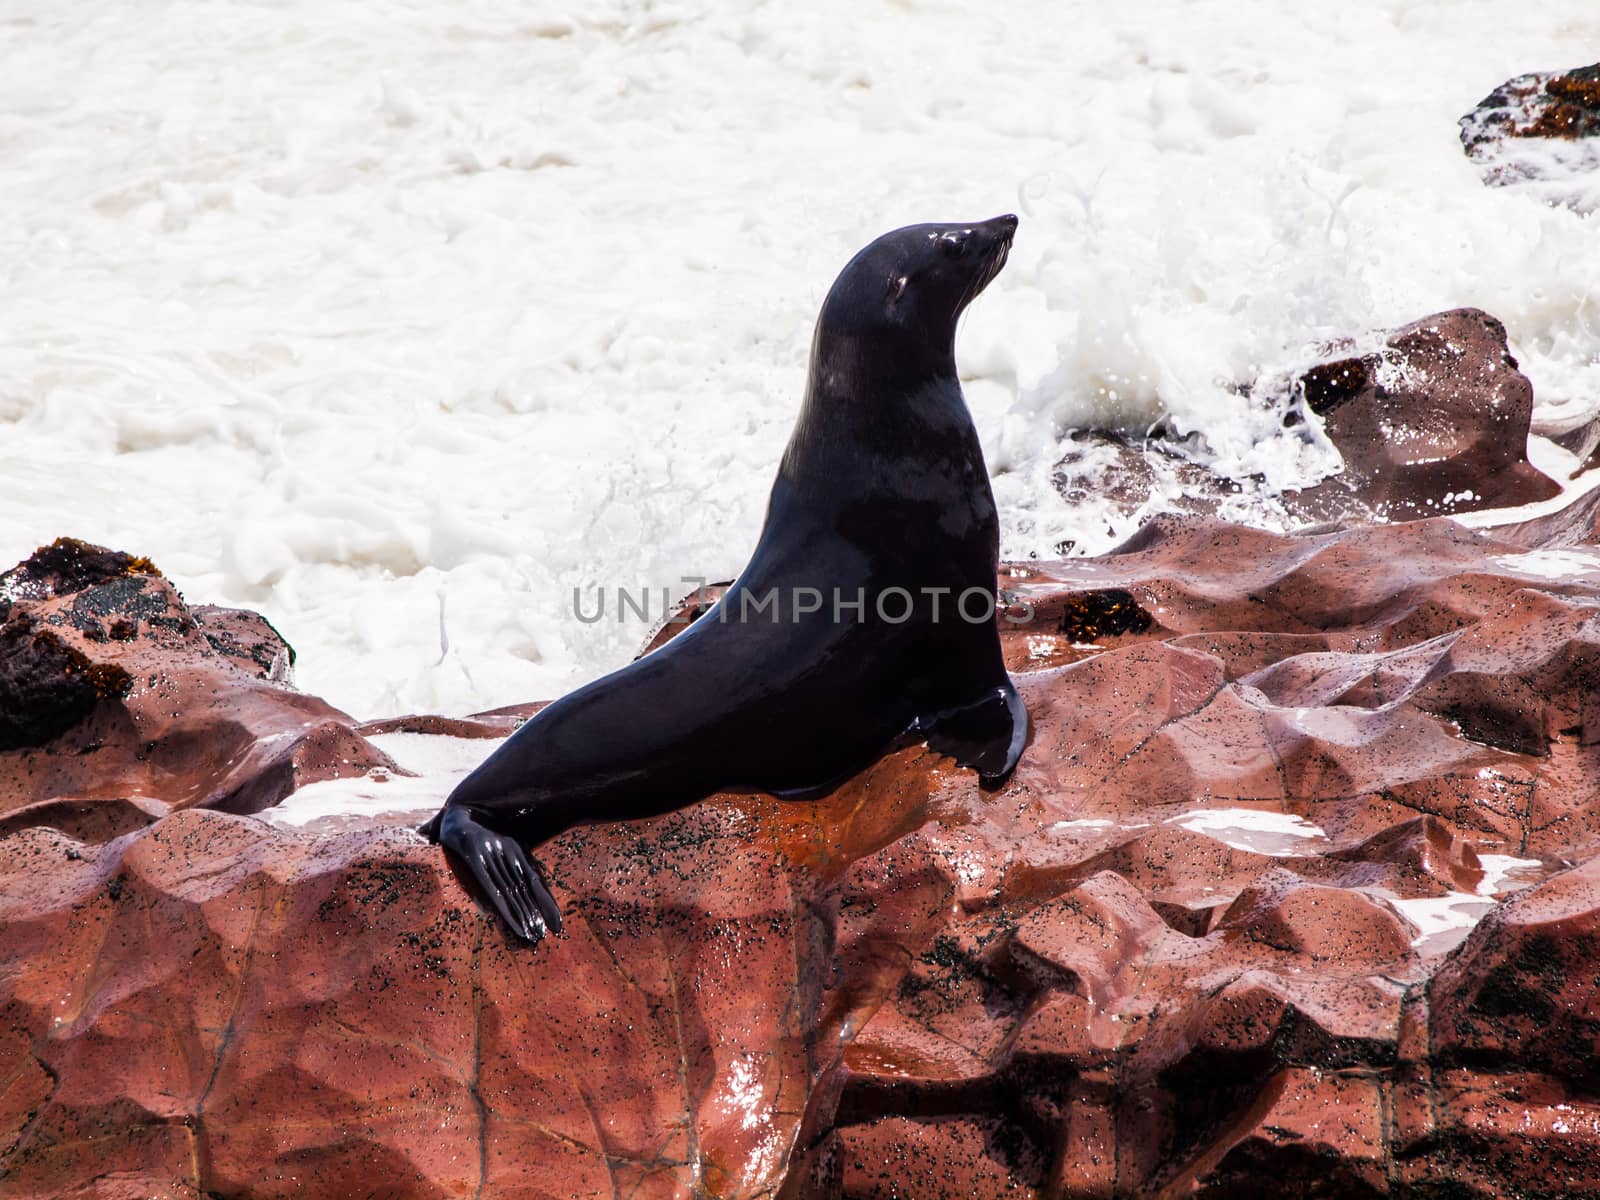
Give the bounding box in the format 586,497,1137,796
2,0,1597,717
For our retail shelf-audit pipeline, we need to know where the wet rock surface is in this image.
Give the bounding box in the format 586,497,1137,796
1286,309,1559,521
1053,309,1558,536
1460,63,1600,211
7,506,1600,1195
0,538,398,835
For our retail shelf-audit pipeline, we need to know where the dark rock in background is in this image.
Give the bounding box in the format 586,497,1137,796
1460,62,1600,210
1285,309,1559,520
1053,308,1559,535
0,537,397,833
1461,63,1600,156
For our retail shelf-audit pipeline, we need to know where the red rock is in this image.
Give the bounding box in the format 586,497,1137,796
1049,308,1557,533
1392,1069,1600,1199
1288,310,1559,521
11,504,1600,1195
0,538,396,829
1429,857,1600,1090
829,1116,1047,1199
1188,1068,1388,1198
1494,483,1600,549
1192,974,1291,1058
357,702,546,740
0,803,814,1200
1326,815,1485,897
1217,870,1417,966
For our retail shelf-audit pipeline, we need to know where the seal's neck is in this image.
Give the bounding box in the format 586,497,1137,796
808,327,955,400
778,325,973,494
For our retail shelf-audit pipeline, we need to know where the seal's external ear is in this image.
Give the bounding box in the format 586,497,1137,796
887,274,909,305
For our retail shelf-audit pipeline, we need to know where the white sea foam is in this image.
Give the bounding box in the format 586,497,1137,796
2,1,1597,718
1168,807,1329,857
1365,852,1545,956
1381,890,1498,956
1456,435,1600,530
1491,547,1600,580
261,732,488,830
1476,852,1545,897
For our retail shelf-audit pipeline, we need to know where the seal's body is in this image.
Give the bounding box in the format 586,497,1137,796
427,216,1028,943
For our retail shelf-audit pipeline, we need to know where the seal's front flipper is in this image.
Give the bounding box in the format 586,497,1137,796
914,684,1028,789
435,806,563,945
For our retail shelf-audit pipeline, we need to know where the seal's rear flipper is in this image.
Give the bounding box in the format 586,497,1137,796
915,684,1028,789
435,806,563,945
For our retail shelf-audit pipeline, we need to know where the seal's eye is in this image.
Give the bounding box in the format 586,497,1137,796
887,275,909,304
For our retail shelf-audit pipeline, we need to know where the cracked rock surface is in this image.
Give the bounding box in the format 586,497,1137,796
8,505,1600,1195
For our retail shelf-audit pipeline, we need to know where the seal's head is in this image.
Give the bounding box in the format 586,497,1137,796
818,215,1017,343
810,215,1016,392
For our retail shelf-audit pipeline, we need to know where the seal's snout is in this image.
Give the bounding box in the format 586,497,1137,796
968,214,1016,293
978,214,1018,253
971,214,1017,272
939,215,1018,261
